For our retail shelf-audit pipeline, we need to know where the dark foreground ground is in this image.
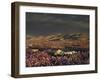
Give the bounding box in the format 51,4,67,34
26,49,89,67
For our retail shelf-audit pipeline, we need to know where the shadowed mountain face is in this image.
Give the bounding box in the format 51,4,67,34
26,12,89,36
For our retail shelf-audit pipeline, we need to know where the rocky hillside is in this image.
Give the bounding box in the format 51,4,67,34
26,33,89,49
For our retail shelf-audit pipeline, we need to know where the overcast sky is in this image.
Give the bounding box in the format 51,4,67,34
26,12,89,36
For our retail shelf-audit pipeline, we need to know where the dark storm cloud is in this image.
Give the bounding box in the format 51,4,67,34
26,12,89,36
